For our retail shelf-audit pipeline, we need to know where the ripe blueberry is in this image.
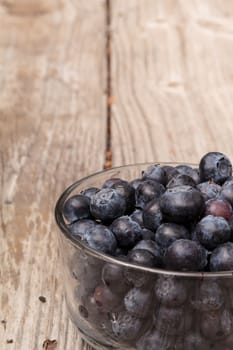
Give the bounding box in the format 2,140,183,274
68,219,96,239
93,285,121,312
220,179,233,207
80,187,99,199
135,180,165,209
63,194,91,223
133,240,162,267
199,152,232,184
154,276,188,307
155,223,189,249
83,224,117,254
196,215,231,250
124,287,153,318
197,180,221,201
111,312,143,342
142,164,167,185
160,186,205,224
143,198,163,232
111,216,142,249
205,198,232,220
164,239,208,271
176,165,200,184
90,188,126,222
210,242,233,271
167,174,196,189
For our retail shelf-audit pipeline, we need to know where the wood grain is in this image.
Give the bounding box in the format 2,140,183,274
2,1,233,349
0,0,106,349
111,0,233,166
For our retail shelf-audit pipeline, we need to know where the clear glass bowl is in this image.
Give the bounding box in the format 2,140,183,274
55,163,233,350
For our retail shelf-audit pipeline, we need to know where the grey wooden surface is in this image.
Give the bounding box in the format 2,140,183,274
1,0,233,349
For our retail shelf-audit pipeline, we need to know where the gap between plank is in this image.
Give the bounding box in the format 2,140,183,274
104,0,112,169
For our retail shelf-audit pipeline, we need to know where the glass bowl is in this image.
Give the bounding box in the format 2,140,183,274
55,163,233,350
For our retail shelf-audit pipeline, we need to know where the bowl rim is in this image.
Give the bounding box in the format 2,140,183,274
55,162,233,278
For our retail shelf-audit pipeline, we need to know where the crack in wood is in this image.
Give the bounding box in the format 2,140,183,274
104,0,112,169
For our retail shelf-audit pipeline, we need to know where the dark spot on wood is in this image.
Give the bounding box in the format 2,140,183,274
4,200,12,205
43,339,57,349
39,296,47,303
1,319,7,331
6,339,13,344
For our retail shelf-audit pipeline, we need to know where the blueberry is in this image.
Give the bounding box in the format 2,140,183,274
110,180,135,213
167,174,196,189
124,249,157,287
164,239,208,271
130,178,144,190
63,194,91,223
176,165,200,184
160,186,205,224
130,209,144,227
102,263,130,295
153,305,192,336
196,215,231,250
210,242,233,271
155,223,189,249
74,275,100,303
136,327,181,350
68,219,96,239
102,177,122,188
124,269,151,288
133,240,162,267
218,333,233,350
199,152,232,184
90,188,126,222
220,179,233,206
110,216,142,249
69,251,85,281
154,276,188,307
124,287,153,318
127,249,157,267
200,308,232,341
93,285,121,312
228,215,233,240
72,253,103,295
183,332,210,350
111,311,143,342
190,280,224,312
142,198,163,231
162,165,179,183
80,295,110,328
114,246,128,257
142,164,167,185
80,187,99,199
135,180,165,209
83,224,117,254
205,198,232,220
141,228,155,240
197,180,221,201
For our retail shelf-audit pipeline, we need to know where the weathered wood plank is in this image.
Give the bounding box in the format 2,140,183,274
111,0,233,166
0,1,106,349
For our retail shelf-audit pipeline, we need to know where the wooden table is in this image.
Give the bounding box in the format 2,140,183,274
1,0,233,349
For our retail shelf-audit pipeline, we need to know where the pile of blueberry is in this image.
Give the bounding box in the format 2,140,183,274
62,152,233,350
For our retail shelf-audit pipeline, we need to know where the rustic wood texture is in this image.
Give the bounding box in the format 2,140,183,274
0,0,106,349
111,0,233,165
1,0,233,349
